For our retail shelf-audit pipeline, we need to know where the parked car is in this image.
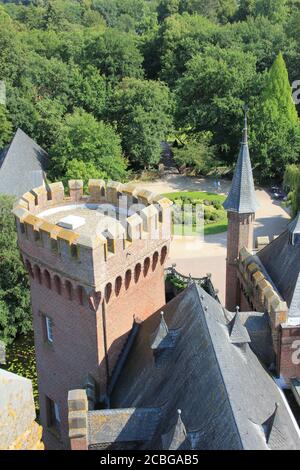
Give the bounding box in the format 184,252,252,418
270,186,287,200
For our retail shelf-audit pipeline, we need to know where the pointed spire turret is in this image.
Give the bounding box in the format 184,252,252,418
223,106,259,214
242,104,248,144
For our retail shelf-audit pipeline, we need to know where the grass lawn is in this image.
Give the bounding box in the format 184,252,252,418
162,191,228,236
163,190,226,202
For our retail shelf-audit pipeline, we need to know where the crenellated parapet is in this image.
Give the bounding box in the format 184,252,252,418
238,247,288,338
13,179,172,305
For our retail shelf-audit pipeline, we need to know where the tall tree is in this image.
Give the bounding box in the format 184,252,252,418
84,29,144,84
175,45,258,161
49,108,127,181
112,78,174,168
251,53,300,180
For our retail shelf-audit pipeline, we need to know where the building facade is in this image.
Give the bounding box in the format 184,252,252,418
13,179,172,449
224,112,300,387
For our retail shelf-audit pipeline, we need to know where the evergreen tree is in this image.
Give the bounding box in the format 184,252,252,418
251,53,300,180
262,53,298,125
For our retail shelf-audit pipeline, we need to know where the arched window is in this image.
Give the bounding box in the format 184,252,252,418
105,283,112,303
101,187,105,197
115,276,122,296
125,270,132,290
44,270,51,289
25,260,34,278
152,252,159,271
160,246,168,265
34,265,42,284
143,257,150,277
65,280,73,301
134,263,141,283
54,275,62,295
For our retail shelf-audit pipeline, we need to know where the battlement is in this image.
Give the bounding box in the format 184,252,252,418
238,247,288,328
13,179,172,294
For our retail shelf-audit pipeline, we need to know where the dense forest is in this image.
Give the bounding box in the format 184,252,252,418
0,0,300,185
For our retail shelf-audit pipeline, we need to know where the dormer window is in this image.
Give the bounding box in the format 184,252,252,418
293,233,300,246
150,311,179,367
288,212,300,246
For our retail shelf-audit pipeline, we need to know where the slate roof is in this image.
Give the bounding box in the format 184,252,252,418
110,284,300,450
223,114,259,214
87,408,162,446
0,128,48,197
258,220,300,322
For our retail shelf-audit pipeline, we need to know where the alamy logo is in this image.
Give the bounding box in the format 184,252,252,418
291,340,300,365
292,80,300,105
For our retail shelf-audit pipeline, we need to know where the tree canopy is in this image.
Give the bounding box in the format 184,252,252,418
0,195,31,344
49,108,127,181
111,78,174,168
250,53,300,179
0,0,299,184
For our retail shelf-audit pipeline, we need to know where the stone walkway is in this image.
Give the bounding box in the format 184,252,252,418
136,175,291,305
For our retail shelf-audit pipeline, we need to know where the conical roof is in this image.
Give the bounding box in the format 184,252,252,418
223,110,259,214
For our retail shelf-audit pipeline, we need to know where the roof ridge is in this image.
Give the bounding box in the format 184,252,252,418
194,284,244,449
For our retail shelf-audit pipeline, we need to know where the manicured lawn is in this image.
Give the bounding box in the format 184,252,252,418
162,191,228,236
163,190,226,202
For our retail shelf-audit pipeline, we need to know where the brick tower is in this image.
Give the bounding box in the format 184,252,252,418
13,180,172,449
223,109,259,311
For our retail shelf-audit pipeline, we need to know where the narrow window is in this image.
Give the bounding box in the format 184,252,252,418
51,239,58,253
107,238,115,253
70,244,79,259
45,316,53,343
34,230,41,242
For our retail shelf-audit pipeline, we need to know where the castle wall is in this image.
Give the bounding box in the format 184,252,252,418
29,276,99,450
97,254,166,388
13,180,172,450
